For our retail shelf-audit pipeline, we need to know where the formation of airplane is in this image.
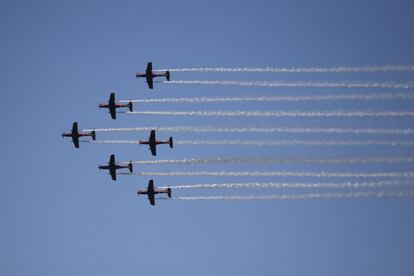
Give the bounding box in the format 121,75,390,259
139,130,173,156
136,62,170,89
99,154,133,181
137,179,171,206
62,122,96,148
63,62,177,206
99,93,133,119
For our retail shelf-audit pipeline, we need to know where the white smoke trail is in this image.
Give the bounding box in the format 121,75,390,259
135,171,414,178
85,126,414,135
84,127,158,132
161,65,414,73
175,140,414,146
91,140,414,146
119,93,414,103
172,191,414,201
158,180,414,190
121,156,414,165
126,110,414,117
164,80,414,89
92,140,141,144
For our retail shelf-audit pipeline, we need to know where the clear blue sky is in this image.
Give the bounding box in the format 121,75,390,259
1,0,414,275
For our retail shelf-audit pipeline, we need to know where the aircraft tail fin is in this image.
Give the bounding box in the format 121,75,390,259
128,161,133,173
91,131,96,141
165,71,170,81
167,188,172,198
169,137,173,148
128,101,133,112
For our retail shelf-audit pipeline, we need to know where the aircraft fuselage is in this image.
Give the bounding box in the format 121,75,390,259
61,131,94,139
137,188,170,197
98,163,129,171
98,103,131,109
136,72,168,80
138,140,170,146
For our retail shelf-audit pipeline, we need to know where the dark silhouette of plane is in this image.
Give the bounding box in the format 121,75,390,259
62,122,96,148
136,62,170,89
98,154,133,181
99,93,133,119
137,179,171,205
139,130,173,156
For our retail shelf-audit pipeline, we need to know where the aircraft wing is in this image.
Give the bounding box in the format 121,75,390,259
109,93,115,103
148,179,154,189
149,130,157,156
110,168,117,181
72,137,80,148
146,62,152,72
149,130,156,143
109,154,115,165
109,155,116,180
149,130,157,155
146,77,154,89
109,93,116,119
150,144,156,156
148,180,155,205
109,107,116,119
72,122,78,133
148,194,155,205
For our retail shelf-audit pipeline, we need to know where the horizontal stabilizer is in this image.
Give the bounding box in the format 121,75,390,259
128,102,133,112
165,71,170,81
91,131,96,141
128,161,133,173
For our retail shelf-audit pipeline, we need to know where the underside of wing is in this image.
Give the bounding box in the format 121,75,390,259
109,93,115,104
72,122,78,133
147,77,153,89
146,62,152,72
148,179,154,191
110,168,117,181
110,107,116,119
149,130,156,142
150,144,156,156
149,130,157,155
73,137,80,148
148,194,155,205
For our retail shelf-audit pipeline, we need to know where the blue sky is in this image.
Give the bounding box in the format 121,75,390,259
1,0,414,275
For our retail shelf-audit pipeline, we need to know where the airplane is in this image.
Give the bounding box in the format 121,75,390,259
139,129,173,156
136,62,170,89
62,122,96,148
137,179,171,206
98,154,133,181
98,93,133,120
